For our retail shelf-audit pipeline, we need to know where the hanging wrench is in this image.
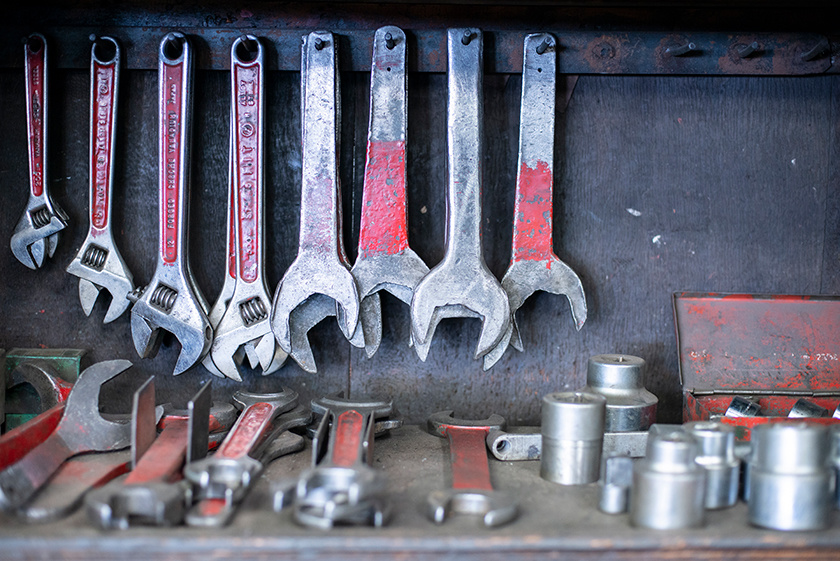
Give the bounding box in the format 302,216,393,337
66,36,135,323
130,33,213,376
409,28,509,362
10,33,69,270
350,26,429,358
482,33,587,370
270,31,360,363
0,360,135,511
426,411,518,527
210,36,287,381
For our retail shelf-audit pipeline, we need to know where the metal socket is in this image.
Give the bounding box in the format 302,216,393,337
684,421,740,509
580,354,657,432
788,398,830,418
725,396,761,417
748,422,833,530
540,391,606,485
630,431,705,529
599,454,633,514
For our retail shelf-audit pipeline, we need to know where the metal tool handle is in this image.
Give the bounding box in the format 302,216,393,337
123,420,189,485
511,33,556,261
214,402,279,460
444,28,483,261
88,36,120,237
25,33,48,200
0,404,64,471
157,33,193,268
326,409,372,468
231,36,265,285
357,27,409,259
0,434,73,510
445,426,494,491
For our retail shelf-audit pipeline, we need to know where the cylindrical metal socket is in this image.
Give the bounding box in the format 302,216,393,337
630,431,705,529
684,421,740,509
725,396,761,418
749,422,833,530
599,453,633,514
580,354,658,432
541,391,606,485
788,398,830,418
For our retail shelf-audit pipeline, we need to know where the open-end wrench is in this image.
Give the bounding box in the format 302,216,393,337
8,361,73,412
66,36,135,323
292,396,393,528
350,26,429,358
129,33,213,376
10,33,69,270
0,360,134,511
426,411,518,527
409,28,510,362
210,36,287,381
482,33,587,370
270,31,361,366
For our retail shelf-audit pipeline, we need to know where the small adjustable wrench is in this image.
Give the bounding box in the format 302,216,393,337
10,33,69,270
210,36,287,381
130,33,213,376
426,411,518,527
270,31,361,367
482,33,587,370
409,28,510,362
66,36,135,323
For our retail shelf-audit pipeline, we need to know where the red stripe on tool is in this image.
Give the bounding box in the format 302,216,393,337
511,160,553,263
90,60,117,233
215,402,274,459
332,410,364,467
25,37,46,198
446,426,493,491
358,140,408,259
0,404,64,471
159,60,184,264
124,419,189,484
233,60,261,284
226,180,236,280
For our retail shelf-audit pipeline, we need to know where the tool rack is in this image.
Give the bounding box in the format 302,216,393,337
1,1,839,559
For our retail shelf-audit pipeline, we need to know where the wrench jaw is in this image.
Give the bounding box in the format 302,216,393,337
66,236,135,323
427,489,519,528
294,465,390,529
211,295,281,381
10,208,68,270
85,481,190,530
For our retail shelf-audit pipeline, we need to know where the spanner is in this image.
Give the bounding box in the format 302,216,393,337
409,28,510,362
66,36,135,323
426,411,518,527
0,359,134,511
129,32,213,376
482,33,587,370
350,26,429,358
210,36,287,381
8,360,73,413
270,31,361,364
10,33,69,270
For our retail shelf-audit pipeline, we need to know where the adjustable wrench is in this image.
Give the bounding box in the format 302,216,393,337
426,411,518,527
270,31,361,368
10,33,69,270
0,360,134,511
292,396,393,528
66,36,135,323
350,26,429,358
409,29,510,362
130,33,213,376
482,33,587,370
210,36,287,381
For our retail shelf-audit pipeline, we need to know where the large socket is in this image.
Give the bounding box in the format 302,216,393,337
684,421,740,509
540,391,606,485
579,354,657,432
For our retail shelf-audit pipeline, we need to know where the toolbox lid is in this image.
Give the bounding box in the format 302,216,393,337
673,293,840,393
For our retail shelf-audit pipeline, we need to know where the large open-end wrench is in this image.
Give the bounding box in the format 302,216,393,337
409,29,510,362
0,360,134,511
10,33,69,270
130,33,213,376
426,411,518,527
270,31,360,364
482,33,587,370
66,36,135,323
211,36,287,381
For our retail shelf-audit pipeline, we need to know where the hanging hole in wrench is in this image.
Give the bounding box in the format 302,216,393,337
387,67,391,71
234,37,259,62
25,34,44,53
92,38,117,63
494,439,510,454
162,35,185,61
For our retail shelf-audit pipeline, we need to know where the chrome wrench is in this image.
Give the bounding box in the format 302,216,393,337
66,36,135,323
210,36,287,381
270,31,360,368
130,33,213,376
409,28,510,362
482,33,587,370
351,26,429,358
10,33,69,270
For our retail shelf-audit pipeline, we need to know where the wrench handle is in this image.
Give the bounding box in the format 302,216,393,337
0,433,73,510
124,419,189,485
231,36,265,284
225,153,237,281
511,33,557,262
215,402,278,460
328,409,367,467
88,37,120,236
0,404,64,471
24,33,48,199
445,426,494,491
157,33,193,266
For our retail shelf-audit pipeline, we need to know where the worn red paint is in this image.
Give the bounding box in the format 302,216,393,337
197,498,227,517
331,410,364,467
233,60,261,283
0,404,63,471
159,60,184,264
216,402,273,459
358,140,408,259
445,426,493,491
25,37,46,198
124,419,188,484
90,60,117,235
226,182,236,280
511,160,553,263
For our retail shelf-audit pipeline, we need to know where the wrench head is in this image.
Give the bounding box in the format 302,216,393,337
211,311,278,382
427,411,506,437
410,259,510,360
66,240,135,323
85,480,189,530
427,489,519,527
480,321,515,371
294,464,389,528
232,387,299,411
9,361,72,411
10,210,67,269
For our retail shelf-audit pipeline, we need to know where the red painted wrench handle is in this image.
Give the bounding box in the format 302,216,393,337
511,161,554,260
25,33,47,198
358,141,408,258
214,402,277,460
89,37,119,234
0,433,73,509
0,405,64,471
330,410,366,467
124,419,189,485
444,426,493,491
